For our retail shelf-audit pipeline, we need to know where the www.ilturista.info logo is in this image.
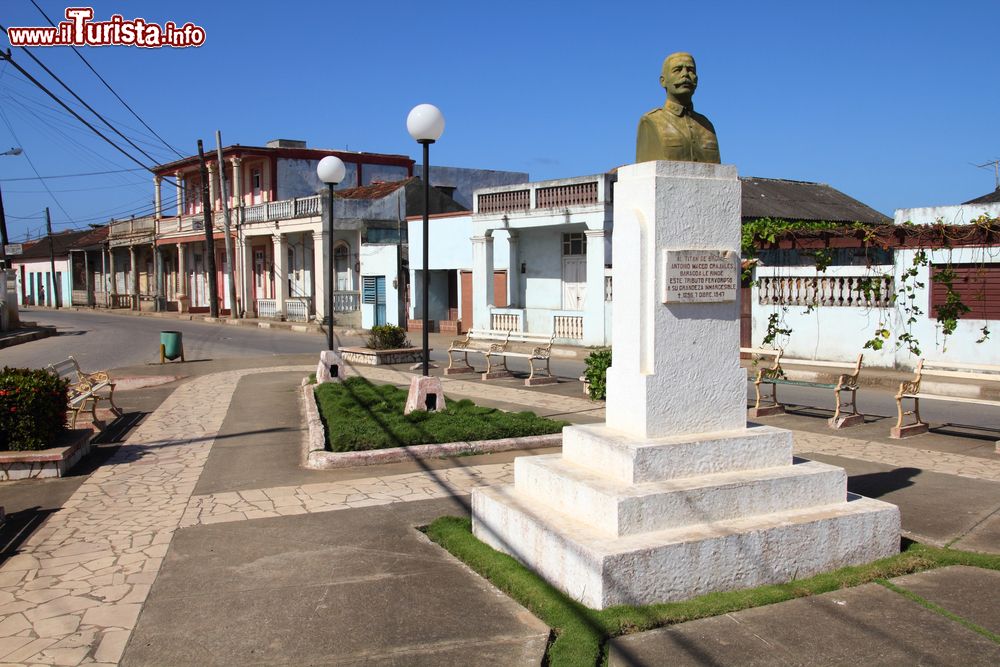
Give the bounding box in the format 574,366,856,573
6,7,206,48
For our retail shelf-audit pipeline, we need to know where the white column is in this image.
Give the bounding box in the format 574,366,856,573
232,157,243,209
108,249,117,298
605,161,744,439
312,231,328,323
506,231,520,308
128,246,138,299
175,171,183,217
583,229,606,346
272,233,287,318
175,243,187,300
207,162,218,212
242,238,255,316
471,234,494,330
154,175,162,219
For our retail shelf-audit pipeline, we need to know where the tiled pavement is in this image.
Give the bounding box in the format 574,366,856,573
0,363,998,664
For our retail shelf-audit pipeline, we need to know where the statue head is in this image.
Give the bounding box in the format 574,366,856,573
660,52,698,105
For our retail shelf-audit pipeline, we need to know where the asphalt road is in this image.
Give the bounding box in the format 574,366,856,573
4,308,998,437
3,308,359,371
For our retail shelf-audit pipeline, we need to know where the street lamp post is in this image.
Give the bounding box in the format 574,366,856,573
406,104,445,377
317,156,346,352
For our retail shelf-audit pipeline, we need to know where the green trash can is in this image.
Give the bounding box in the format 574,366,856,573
160,331,185,363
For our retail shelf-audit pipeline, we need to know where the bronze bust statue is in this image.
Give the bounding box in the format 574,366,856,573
636,52,720,164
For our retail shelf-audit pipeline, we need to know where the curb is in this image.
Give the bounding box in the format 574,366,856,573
300,380,562,469
0,325,57,350
54,306,366,337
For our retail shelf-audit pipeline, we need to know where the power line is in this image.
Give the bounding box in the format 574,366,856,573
0,104,75,224
0,45,154,174
28,0,184,159
2,34,164,166
0,167,148,182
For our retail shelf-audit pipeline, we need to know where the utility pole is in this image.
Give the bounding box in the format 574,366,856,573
46,207,59,309
215,131,238,318
0,182,9,270
197,140,219,317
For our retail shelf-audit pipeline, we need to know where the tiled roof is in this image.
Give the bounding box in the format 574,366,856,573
15,227,106,260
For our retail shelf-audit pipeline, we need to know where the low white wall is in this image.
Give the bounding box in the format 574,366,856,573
894,202,1000,226
753,245,1000,369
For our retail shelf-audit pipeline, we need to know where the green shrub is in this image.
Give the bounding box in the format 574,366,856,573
0,367,69,451
583,346,612,400
366,325,410,350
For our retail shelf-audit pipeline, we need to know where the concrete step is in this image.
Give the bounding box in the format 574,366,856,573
562,423,793,484
472,484,899,609
514,455,847,537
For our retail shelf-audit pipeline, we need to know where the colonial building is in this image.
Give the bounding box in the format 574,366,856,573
107,139,414,321
432,172,890,347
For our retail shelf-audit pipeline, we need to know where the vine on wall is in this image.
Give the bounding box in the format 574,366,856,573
744,215,1000,358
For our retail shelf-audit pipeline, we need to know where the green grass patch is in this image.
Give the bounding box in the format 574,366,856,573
315,377,567,452
425,516,1000,667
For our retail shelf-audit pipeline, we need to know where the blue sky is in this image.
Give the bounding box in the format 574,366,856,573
1,0,998,241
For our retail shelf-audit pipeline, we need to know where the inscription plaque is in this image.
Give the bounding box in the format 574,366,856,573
663,249,738,303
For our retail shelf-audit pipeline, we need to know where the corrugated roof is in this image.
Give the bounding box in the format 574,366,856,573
962,188,1000,205
335,178,412,200
740,177,890,224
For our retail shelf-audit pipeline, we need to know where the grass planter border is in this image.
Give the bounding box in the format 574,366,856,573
424,516,1000,667
300,378,563,469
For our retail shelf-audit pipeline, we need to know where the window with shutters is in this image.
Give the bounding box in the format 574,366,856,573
362,276,377,304
931,264,1000,320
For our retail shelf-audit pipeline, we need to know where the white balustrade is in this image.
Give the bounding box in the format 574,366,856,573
256,298,278,319
285,298,310,322
554,315,584,339
491,312,521,331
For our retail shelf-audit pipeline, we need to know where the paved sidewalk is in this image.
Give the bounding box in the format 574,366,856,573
0,361,997,664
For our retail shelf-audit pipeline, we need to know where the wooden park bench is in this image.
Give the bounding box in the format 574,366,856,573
892,359,1000,439
46,356,122,429
446,329,557,385
742,348,865,429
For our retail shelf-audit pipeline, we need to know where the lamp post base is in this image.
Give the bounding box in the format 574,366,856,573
404,376,446,414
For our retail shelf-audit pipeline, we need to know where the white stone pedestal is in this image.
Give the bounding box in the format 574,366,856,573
471,161,899,609
404,376,446,414
316,350,345,384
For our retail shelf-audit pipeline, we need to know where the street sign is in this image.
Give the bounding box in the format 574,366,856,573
3,244,22,256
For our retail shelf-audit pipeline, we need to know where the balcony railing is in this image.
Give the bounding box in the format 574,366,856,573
537,181,598,208
475,175,608,216
477,189,530,214
108,216,156,245
243,195,321,223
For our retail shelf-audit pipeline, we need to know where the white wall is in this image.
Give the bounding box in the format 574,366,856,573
359,243,400,329
17,258,72,308
519,227,575,311
752,245,1000,369
407,214,510,271
895,202,1000,226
